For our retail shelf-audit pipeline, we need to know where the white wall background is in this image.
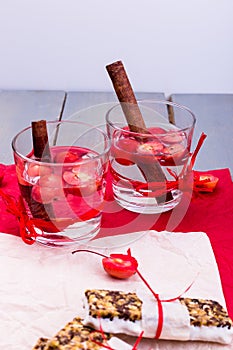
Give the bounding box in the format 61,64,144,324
0,0,232,95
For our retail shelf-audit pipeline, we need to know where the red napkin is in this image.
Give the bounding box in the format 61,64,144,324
0,164,20,236
0,165,233,317
100,168,233,236
101,168,233,317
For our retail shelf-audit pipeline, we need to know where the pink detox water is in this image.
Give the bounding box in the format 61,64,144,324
15,146,108,245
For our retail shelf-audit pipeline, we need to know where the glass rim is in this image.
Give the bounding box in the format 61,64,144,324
106,99,196,137
12,120,111,166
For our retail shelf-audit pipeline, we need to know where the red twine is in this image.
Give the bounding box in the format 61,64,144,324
0,189,38,244
90,317,144,349
89,320,113,350
126,249,197,339
136,266,197,339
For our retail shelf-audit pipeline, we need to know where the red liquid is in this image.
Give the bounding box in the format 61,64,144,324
15,146,107,233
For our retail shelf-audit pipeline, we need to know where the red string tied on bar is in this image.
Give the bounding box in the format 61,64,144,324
90,316,144,350
136,267,197,339
125,248,197,339
89,321,113,350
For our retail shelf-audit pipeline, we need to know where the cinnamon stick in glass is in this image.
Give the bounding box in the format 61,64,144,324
29,120,54,221
32,120,52,162
106,60,172,201
106,61,149,135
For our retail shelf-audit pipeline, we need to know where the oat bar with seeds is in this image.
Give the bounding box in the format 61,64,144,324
83,289,233,344
32,337,49,350
44,317,110,350
180,298,232,329
33,316,132,350
85,289,142,322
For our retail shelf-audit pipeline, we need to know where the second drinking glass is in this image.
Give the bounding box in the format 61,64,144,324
106,100,196,214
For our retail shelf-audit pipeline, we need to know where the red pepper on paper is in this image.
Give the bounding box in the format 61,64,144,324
72,248,138,279
102,249,138,279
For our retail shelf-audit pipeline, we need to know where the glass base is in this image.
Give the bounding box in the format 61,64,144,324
113,185,182,214
35,215,101,247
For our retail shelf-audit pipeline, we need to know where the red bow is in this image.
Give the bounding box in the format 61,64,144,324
0,189,37,244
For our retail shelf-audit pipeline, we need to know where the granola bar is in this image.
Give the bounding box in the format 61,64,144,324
180,298,232,328
32,337,49,350
180,297,233,343
44,317,107,350
83,289,233,344
85,289,142,322
32,317,132,350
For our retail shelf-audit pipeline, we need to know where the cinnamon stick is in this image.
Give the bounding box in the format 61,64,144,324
106,61,149,135
31,120,52,161
106,61,172,201
30,120,54,222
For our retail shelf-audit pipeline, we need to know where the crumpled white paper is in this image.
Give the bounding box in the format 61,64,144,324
0,230,232,350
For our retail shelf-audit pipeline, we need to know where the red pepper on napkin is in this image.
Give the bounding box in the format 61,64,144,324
193,172,219,192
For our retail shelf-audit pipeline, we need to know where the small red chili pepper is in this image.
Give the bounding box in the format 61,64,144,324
72,248,138,279
193,171,219,192
103,249,138,279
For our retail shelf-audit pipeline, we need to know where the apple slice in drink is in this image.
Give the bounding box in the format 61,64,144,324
32,174,64,204
112,137,138,166
63,165,99,197
162,143,187,166
136,140,164,163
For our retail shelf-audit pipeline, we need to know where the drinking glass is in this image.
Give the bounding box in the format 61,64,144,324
12,120,110,246
106,100,196,214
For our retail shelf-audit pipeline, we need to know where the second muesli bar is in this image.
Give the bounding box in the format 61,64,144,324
32,317,132,350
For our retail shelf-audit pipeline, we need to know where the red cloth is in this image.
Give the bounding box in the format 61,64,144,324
1,165,233,317
101,168,233,317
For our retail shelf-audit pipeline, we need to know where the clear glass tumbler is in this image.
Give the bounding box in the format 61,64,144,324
106,100,196,214
12,120,110,246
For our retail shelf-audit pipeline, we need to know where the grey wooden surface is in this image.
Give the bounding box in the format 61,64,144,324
62,91,166,120
0,90,66,164
170,94,233,176
62,92,166,128
0,90,232,178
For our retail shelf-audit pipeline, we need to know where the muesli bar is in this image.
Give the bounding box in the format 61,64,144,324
32,316,131,350
32,337,49,350
83,289,233,344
